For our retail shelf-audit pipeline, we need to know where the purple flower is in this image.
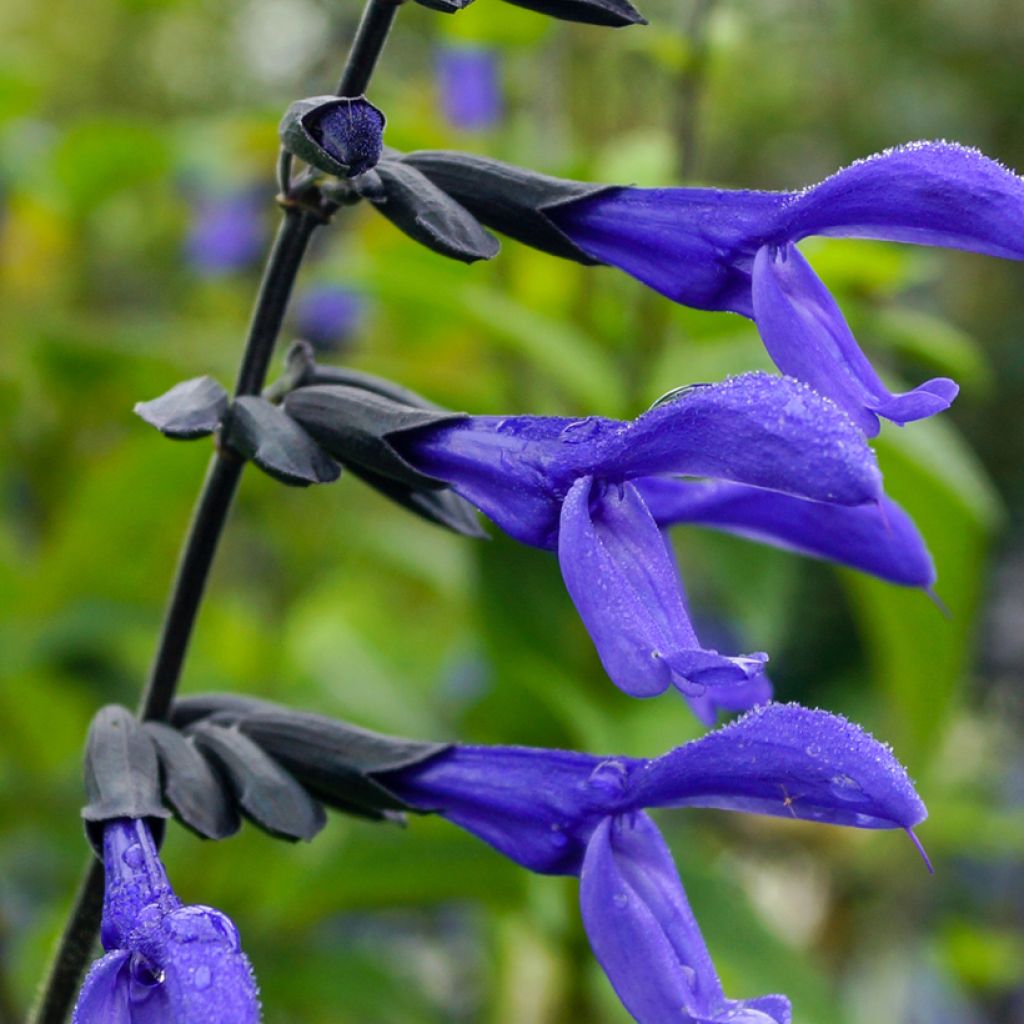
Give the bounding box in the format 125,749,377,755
184,190,266,276
384,702,929,1024
393,372,933,720
73,818,260,1023
292,285,366,352
547,142,1024,434
436,45,503,132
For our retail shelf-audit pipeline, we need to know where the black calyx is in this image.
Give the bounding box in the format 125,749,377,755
224,395,342,486
82,705,170,852
499,0,645,27
134,377,230,440
398,150,613,263
171,693,450,824
283,384,461,491
189,722,327,842
353,160,499,263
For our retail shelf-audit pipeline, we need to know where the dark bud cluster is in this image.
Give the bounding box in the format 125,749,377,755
82,698,450,846
133,347,484,537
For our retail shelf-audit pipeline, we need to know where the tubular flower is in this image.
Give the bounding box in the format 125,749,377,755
546,143,1024,434
73,818,260,1024
384,371,934,721
382,702,929,1024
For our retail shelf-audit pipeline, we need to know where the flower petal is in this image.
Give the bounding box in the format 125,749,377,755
548,186,786,313
72,951,132,1024
752,244,958,434
637,478,936,588
557,476,767,711
396,415,614,547
780,141,1024,258
595,373,883,506
629,702,927,832
580,813,790,1024
382,745,625,874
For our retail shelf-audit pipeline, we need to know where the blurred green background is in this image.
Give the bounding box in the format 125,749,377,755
2,0,1024,1021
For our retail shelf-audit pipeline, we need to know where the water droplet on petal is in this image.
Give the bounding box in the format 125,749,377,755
194,965,212,990
612,892,629,908
805,744,821,758
828,774,864,802
558,417,604,443
122,844,145,869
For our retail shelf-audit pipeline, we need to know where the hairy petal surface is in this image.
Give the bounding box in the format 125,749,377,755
779,141,1024,256
557,476,766,712
752,245,958,434
596,373,883,506
580,814,790,1024
638,478,936,588
630,703,927,831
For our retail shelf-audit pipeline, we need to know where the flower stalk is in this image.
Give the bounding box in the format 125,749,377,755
28,1,401,1017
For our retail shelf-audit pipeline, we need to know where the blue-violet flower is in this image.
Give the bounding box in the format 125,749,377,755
383,702,929,1024
547,142,1024,434
394,371,934,721
73,818,260,1024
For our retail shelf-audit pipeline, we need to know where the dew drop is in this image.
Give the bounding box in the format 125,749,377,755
558,417,603,443
612,892,629,908
828,774,864,802
193,965,212,991
804,744,821,758
122,844,145,869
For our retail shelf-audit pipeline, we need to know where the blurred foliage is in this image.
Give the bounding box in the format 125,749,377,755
2,0,1024,1022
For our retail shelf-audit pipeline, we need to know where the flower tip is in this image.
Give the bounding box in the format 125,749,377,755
906,827,934,874
924,586,952,620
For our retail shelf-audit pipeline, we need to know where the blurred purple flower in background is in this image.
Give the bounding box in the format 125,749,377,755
436,44,503,132
292,284,366,352
184,188,267,276
385,702,928,1024
73,818,260,1023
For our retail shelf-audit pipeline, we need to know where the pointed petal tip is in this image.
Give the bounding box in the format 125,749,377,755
906,827,934,874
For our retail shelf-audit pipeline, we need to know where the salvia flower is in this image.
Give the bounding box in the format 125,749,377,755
292,285,366,352
382,371,935,721
436,44,503,132
73,818,260,1024
382,702,928,1024
184,189,266,276
546,142,1024,434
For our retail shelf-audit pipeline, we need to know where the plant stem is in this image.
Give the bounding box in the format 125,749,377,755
30,0,402,1012
28,206,318,1024
336,0,403,96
